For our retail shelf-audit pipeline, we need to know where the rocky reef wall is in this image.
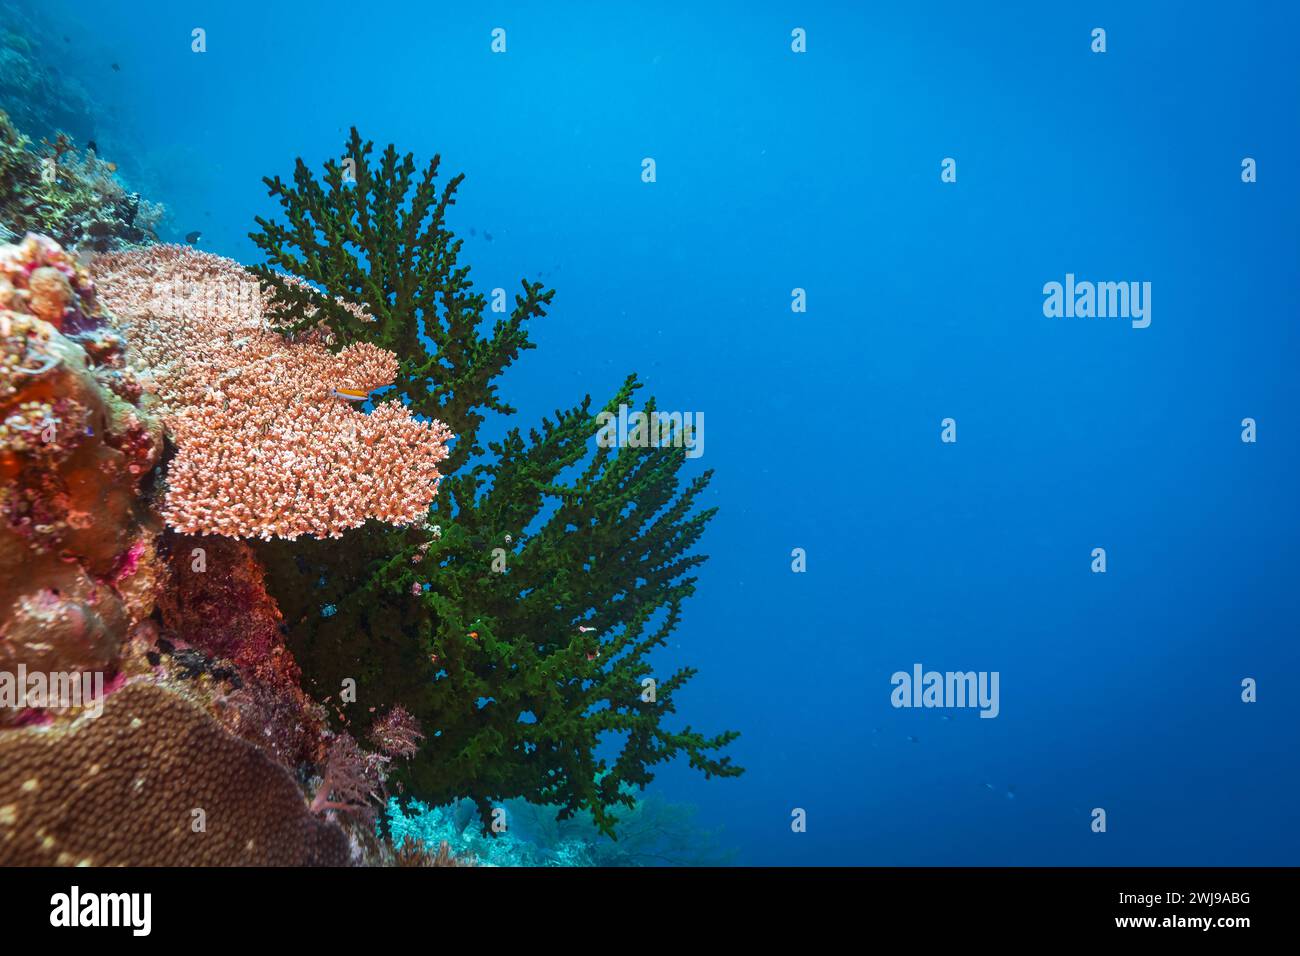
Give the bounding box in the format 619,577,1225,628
0,232,373,865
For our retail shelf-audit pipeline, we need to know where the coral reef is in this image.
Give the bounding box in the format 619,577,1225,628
0,233,382,865
251,130,740,835
0,122,740,864
385,789,736,867
1,110,162,251
0,234,162,716
154,532,327,769
156,534,297,686
250,127,549,476
0,682,349,865
92,244,454,539
0,18,97,147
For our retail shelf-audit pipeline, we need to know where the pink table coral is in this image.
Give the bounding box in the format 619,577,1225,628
93,245,454,540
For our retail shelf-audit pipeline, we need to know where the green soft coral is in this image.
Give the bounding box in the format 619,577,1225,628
251,129,740,836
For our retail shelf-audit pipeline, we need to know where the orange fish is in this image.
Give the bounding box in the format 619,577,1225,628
468,631,479,640
331,386,372,402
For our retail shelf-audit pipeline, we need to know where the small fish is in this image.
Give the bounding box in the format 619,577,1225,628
111,62,120,72
468,631,479,640
469,227,476,236
483,231,493,242
906,735,919,744
105,161,117,173
86,140,98,153
586,649,600,661
577,626,597,633
331,386,372,402
185,230,202,244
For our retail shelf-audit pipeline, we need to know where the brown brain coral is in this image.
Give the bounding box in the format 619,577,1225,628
92,244,454,540
0,681,350,866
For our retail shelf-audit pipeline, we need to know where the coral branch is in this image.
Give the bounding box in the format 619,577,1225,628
92,245,454,540
250,131,742,837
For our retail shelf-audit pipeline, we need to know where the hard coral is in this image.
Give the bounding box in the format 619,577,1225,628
157,534,292,676
0,109,162,252
0,24,97,148
156,532,327,769
0,231,110,337
250,126,551,477
25,266,73,325
251,132,740,836
0,236,162,706
0,681,349,865
92,244,455,540
217,681,325,776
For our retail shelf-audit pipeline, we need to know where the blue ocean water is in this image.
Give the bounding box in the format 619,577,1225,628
35,0,1300,865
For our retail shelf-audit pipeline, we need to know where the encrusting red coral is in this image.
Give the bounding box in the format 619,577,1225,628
92,244,454,540
0,236,163,714
1,233,96,332
156,532,327,769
